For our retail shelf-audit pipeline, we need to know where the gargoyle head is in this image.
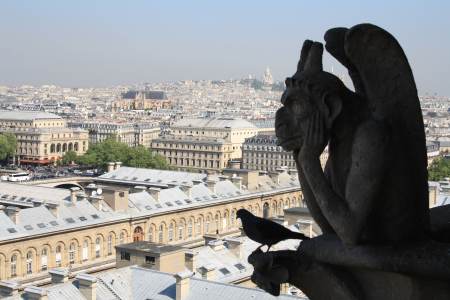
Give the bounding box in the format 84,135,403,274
275,40,347,151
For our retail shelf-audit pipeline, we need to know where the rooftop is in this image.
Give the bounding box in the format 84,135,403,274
172,118,257,129
0,110,62,121
116,241,184,254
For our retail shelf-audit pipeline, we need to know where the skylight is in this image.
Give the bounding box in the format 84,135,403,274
7,228,17,233
219,268,231,275
65,218,75,223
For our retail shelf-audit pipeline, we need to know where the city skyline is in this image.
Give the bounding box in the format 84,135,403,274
1,1,449,95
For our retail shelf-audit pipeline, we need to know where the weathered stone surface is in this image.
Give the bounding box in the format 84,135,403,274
244,23,450,299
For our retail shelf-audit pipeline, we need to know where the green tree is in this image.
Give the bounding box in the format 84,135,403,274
428,157,450,181
76,138,169,170
60,150,78,165
0,133,17,162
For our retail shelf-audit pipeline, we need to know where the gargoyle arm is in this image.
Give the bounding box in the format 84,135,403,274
301,120,388,245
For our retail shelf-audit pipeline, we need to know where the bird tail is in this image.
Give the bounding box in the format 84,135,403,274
290,231,310,240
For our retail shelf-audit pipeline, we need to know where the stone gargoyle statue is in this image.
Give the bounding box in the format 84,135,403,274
244,23,450,299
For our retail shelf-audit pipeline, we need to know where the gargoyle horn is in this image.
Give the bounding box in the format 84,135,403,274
304,42,324,73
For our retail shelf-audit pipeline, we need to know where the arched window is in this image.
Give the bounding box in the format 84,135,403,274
263,203,270,219
148,227,153,242
178,222,184,240
95,238,101,258
215,214,220,233
158,225,164,243
205,216,210,233
82,240,89,261
133,227,144,242
168,223,174,241
26,251,33,275
196,219,201,236
231,210,236,226
119,232,125,244
69,243,76,264
187,220,193,238
41,248,48,271
55,245,62,267
107,235,113,255
10,255,17,277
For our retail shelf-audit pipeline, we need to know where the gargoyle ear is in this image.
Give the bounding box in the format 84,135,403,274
321,93,342,128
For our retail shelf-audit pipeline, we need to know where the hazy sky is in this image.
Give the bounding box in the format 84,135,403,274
1,1,449,95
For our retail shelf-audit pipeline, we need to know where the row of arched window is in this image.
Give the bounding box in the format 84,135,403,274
49,142,79,153
2,230,129,279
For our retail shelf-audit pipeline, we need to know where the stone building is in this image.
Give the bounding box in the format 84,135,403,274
151,118,261,171
111,91,171,112
242,134,329,171
0,167,302,283
0,111,88,164
68,121,160,148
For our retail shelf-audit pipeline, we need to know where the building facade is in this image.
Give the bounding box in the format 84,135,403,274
68,121,160,148
242,134,329,171
0,111,88,164
152,118,262,171
111,91,171,112
0,167,302,282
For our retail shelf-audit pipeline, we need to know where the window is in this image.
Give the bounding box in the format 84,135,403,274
205,217,210,233
107,234,113,255
120,251,130,261
41,248,48,271
69,243,76,264
196,220,201,236
95,237,101,258
187,220,193,238
26,251,33,275
55,246,62,267
148,228,153,242
119,232,125,244
178,225,183,240
82,240,89,261
158,225,164,243
168,223,174,241
11,254,17,277
145,256,155,265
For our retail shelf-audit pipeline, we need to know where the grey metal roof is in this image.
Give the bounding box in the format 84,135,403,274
172,118,257,129
0,110,62,121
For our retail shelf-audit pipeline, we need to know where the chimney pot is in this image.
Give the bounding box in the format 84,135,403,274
147,188,161,202
107,162,115,173
174,271,193,300
76,274,97,300
5,206,20,224
49,268,69,284
0,280,20,297
23,286,48,300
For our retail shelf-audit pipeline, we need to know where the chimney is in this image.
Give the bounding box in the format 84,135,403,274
115,161,122,170
88,195,102,210
5,206,19,224
230,176,242,190
184,250,197,272
85,183,97,196
199,264,216,281
23,286,48,300
45,203,59,218
208,240,225,251
76,274,97,300
225,237,242,259
206,179,216,193
180,184,192,198
70,187,80,203
269,172,280,184
218,175,228,181
0,281,20,297
49,268,69,284
107,162,115,173
174,271,193,300
147,188,160,202
76,191,88,202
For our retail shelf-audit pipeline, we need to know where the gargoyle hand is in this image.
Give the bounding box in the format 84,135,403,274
248,249,294,296
299,112,327,162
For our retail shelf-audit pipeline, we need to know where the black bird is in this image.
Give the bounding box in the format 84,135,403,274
237,209,309,251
